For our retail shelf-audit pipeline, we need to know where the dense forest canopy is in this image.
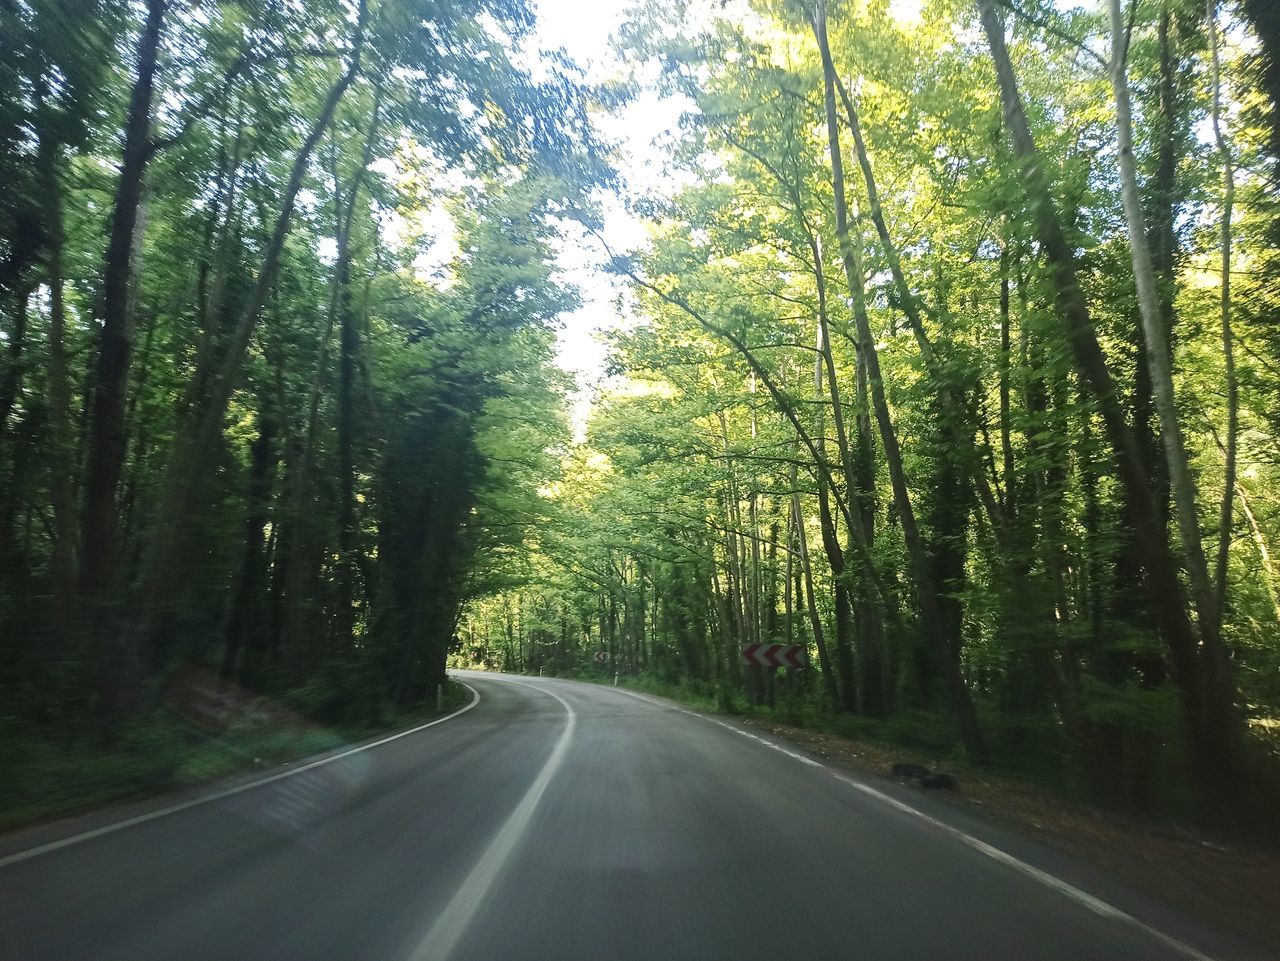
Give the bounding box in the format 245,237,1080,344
2,0,1279,822
0,0,608,727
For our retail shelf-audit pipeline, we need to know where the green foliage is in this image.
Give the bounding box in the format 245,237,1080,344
459,0,1280,825
2,0,1280,832
0,0,604,771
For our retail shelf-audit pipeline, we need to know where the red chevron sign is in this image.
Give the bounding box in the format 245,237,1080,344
740,644,807,668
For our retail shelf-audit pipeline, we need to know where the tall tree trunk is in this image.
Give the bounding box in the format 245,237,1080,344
816,477,857,711
334,87,382,653
1149,0,1179,403
0,289,28,443
811,1,986,760
1207,0,1237,629
38,133,78,629
222,409,277,685
277,172,345,673
81,0,164,599
1107,0,1238,785
792,466,839,706
832,57,1006,539
812,233,877,713
810,274,858,711
0,288,31,583
82,0,163,594
1234,483,1280,624
183,112,245,419
1108,0,1219,640
979,0,1238,788
81,0,164,723
998,233,1016,514
852,328,887,716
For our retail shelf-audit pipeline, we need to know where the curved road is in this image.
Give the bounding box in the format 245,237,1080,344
0,672,1261,960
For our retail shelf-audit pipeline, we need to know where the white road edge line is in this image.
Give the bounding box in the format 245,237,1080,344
609,686,1219,961
0,681,483,870
406,676,575,961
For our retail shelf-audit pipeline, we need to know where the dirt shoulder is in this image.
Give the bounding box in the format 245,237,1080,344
737,715,1280,957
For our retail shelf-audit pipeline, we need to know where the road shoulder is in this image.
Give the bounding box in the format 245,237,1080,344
580,679,1276,961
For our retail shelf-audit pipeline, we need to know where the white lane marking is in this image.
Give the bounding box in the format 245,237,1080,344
0,682,483,869
716,721,824,767
406,678,575,961
608,686,1219,961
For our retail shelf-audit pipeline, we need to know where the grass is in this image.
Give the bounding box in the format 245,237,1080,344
0,679,471,834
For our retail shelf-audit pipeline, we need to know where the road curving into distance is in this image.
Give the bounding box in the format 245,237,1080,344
0,671,1266,961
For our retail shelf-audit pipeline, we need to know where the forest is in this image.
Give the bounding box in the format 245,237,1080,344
2,0,1279,826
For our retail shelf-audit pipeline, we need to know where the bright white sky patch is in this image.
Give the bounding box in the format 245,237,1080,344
535,0,923,394
533,0,685,397
888,0,924,26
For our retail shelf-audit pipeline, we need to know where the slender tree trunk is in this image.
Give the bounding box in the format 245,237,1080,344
816,479,857,711
1107,0,1238,787
747,491,762,647
1108,0,1219,643
764,521,779,644
852,330,887,715
183,113,245,418
1150,0,1179,393
0,288,31,585
809,280,858,711
334,88,382,653
0,289,28,444
979,0,1238,787
279,179,345,670
1234,483,1280,624
999,234,1015,513
195,28,366,456
832,56,1006,537
1207,0,1237,630
784,500,795,646
81,0,165,723
39,134,78,626
792,467,839,706
810,232,879,713
222,410,277,685
812,1,985,760
81,0,164,600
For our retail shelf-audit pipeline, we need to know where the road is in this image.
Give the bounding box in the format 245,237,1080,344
0,671,1261,961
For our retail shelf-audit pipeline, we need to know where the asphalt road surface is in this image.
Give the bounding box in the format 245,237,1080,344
0,672,1264,961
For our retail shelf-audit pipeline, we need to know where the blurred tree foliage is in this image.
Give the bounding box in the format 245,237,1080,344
0,0,606,728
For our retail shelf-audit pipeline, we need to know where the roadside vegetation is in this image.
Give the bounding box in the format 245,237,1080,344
456,0,1280,831
0,0,601,825
1,677,471,832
